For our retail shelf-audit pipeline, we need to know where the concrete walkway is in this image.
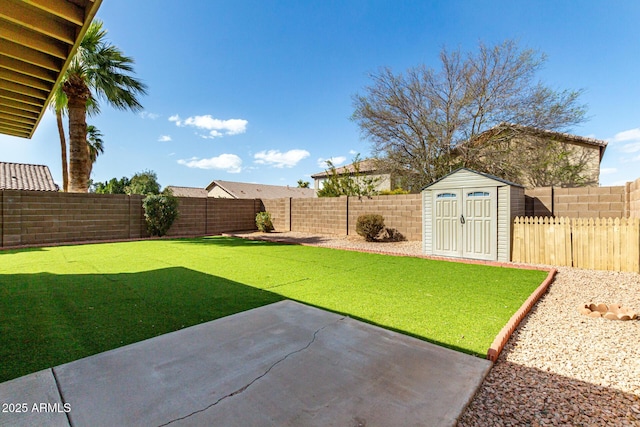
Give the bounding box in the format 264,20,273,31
0,301,491,427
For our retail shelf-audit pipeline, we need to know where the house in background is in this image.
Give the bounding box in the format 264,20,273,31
206,180,314,199
0,162,58,191
167,181,314,199
165,186,208,198
311,159,401,194
460,123,608,188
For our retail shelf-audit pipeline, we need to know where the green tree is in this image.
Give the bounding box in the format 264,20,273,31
297,179,310,188
317,155,379,197
91,176,130,194
126,170,161,195
52,19,147,193
352,40,587,188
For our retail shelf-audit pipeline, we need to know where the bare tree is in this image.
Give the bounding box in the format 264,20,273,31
352,40,588,188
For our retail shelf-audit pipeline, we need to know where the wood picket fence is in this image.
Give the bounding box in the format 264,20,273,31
512,216,640,272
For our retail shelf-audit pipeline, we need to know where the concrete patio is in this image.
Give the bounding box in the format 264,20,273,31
0,300,491,427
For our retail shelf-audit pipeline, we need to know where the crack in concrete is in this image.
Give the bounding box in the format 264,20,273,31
156,316,344,427
51,367,74,427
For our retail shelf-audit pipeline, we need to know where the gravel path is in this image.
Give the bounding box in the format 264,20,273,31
229,232,640,426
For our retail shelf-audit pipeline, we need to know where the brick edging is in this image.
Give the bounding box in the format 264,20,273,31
486,268,557,362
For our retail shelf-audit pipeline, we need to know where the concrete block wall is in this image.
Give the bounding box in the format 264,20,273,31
166,197,207,237
291,197,348,235
553,186,626,218
261,198,288,231
628,177,640,218
347,194,422,241
0,191,265,248
525,185,628,218
207,198,261,234
0,191,145,247
524,187,553,216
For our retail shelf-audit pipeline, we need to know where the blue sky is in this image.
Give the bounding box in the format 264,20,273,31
2,0,639,188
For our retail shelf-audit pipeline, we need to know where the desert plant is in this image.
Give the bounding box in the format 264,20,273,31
356,214,385,242
143,193,179,237
256,211,274,232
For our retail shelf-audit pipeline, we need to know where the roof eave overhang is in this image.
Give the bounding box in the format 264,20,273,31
0,0,103,139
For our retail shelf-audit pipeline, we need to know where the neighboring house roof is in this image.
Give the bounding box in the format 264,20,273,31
0,162,58,191
165,186,208,198
311,159,381,179
0,0,103,138
471,122,608,157
206,180,315,199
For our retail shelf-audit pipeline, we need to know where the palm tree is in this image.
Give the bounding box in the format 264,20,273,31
86,125,104,178
53,19,147,193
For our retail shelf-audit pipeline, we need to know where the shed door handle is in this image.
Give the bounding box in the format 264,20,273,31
460,215,465,224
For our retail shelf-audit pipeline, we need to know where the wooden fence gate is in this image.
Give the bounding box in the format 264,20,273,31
512,217,640,272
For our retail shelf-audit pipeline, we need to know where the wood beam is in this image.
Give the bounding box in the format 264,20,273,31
22,0,85,26
0,19,69,59
0,89,45,108
0,97,42,114
0,55,58,83
0,39,62,72
0,68,52,92
0,0,76,44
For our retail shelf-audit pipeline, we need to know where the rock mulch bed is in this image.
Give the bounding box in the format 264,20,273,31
228,232,640,426
458,267,640,426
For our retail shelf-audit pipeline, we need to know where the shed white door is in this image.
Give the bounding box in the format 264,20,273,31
433,190,462,257
432,187,497,260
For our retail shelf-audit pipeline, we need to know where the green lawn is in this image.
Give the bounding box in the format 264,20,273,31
0,237,547,382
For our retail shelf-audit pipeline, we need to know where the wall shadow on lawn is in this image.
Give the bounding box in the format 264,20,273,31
458,359,639,425
0,267,282,383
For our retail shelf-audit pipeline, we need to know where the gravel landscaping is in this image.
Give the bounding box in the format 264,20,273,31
230,231,640,426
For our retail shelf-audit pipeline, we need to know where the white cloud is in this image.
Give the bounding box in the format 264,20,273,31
600,167,617,175
349,150,358,155
254,149,310,168
139,111,159,120
612,128,640,142
316,156,346,168
169,114,248,138
158,135,172,142
177,154,242,173
620,142,640,154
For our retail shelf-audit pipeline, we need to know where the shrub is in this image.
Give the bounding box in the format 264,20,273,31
356,214,385,241
143,193,179,237
256,211,274,232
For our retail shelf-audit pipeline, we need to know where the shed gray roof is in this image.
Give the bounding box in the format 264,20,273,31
421,167,524,191
165,186,208,198
207,180,315,199
0,162,58,191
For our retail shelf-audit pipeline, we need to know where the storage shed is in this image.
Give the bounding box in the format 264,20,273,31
422,168,524,262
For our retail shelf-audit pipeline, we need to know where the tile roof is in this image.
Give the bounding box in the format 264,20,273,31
0,162,58,191
165,186,208,198
478,123,608,148
207,180,315,199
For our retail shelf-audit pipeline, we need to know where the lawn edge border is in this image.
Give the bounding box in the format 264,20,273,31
486,268,557,362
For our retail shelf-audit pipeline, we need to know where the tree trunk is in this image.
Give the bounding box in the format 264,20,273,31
56,110,69,192
63,77,91,193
